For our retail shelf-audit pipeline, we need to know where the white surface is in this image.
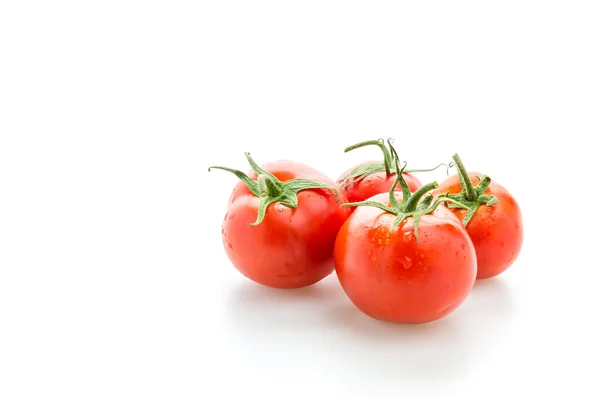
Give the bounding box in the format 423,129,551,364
1,1,599,396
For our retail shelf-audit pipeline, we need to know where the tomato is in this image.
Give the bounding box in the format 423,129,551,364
334,175,477,324
434,154,523,279
210,153,350,289
336,139,426,205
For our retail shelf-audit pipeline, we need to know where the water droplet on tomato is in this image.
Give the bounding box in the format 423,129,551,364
385,239,390,245
403,256,412,269
378,239,383,245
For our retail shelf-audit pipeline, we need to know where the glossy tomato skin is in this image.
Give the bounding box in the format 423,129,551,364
334,192,477,323
222,161,351,289
337,161,422,204
434,172,523,279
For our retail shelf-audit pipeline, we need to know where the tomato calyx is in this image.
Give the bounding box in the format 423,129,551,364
337,138,447,190
209,153,339,226
440,153,499,226
343,145,466,242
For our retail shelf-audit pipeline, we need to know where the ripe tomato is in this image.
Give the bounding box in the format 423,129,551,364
211,153,350,289
334,173,477,324
434,154,523,279
336,139,429,205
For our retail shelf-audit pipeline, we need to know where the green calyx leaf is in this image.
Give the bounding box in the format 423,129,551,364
337,138,448,190
209,153,339,226
342,144,468,242
439,154,499,226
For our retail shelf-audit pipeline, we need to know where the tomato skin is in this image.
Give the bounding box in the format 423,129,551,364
334,192,477,323
434,172,523,279
337,161,423,204
222,161,351,289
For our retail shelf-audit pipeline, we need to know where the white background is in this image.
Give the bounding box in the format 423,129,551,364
1,1,599,396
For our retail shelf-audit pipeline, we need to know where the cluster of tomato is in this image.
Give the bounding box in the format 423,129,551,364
210,139,523,324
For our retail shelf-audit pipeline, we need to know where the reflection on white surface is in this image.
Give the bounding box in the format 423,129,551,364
224,273,515,381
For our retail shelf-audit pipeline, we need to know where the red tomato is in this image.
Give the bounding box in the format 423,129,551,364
212,155,350,289
435,168,523,280
338,160,423,203
334,190,477,324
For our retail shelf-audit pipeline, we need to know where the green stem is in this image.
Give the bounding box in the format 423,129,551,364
342,200,393,213
338,138,447,188
245,152,270,176
208,166,259,196
210,153,339,226
403,182,439,212
344,139,392,175
341,142,470,242
442,154,499,226
476,175,492,192
452,153,477,201
388,145,410,201
257,174,281,197
407,162,450,175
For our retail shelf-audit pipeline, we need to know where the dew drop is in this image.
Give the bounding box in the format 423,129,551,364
385,239,390,245
403,256,413,269
378,239,383,245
